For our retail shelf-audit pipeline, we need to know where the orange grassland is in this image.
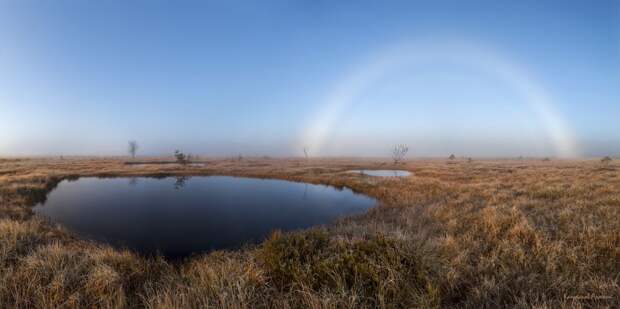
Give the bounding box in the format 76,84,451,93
0,157,618,308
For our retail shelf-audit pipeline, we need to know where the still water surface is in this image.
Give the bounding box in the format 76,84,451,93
349,170,412,177
35,176,375,258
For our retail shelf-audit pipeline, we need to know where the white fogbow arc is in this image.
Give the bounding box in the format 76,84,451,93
301,40,579,158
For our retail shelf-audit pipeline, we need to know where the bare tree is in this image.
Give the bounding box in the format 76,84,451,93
128,141,139,159
303,147,310,160
449,154,456,160
601,156,612,165
392,144,409,164
174,150,189,165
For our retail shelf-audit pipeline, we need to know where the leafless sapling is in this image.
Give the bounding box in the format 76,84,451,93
392,144,409,164
128,141,139,159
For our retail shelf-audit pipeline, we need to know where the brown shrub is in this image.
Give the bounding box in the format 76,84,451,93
259,229,440,308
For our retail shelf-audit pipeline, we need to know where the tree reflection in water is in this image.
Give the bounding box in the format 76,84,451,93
174,176,190,190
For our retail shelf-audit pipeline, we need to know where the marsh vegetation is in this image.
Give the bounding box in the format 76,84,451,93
0,157,618,308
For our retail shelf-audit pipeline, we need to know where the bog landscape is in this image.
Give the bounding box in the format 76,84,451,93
1,1,618,308
1,156,618,307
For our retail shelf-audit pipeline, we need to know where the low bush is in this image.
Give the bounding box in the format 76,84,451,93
259,229,440,307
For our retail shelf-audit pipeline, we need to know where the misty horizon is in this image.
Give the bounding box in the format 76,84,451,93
2,137,618,158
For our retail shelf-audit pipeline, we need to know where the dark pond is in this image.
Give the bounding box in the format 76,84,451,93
349,170,412,177
34,176,375,259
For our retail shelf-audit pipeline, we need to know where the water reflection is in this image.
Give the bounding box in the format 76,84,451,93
34,176,376,258
348,170,412,177
174,176,190,190
303,183,308,200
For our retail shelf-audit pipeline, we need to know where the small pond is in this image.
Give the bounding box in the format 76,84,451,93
34,176,375,258
127,162,207,167
348,170,412,177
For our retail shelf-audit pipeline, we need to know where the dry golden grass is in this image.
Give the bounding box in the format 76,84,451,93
0,157,618,308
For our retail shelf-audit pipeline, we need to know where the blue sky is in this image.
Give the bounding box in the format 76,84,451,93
0,0,618,157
